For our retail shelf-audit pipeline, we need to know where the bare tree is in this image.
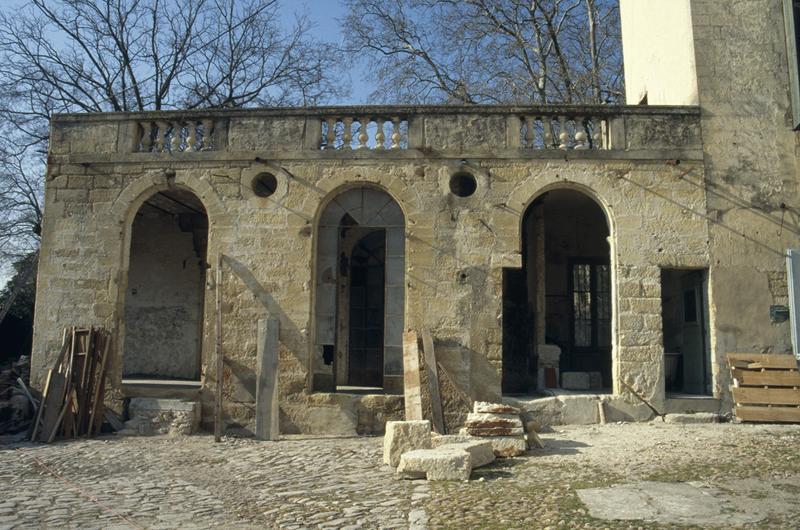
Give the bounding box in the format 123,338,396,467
341,0,623,105
0,0,342,290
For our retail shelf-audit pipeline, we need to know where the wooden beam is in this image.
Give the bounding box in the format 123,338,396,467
421,330,445,434
735,405,800,423
402,331,423,421
731,369,800,387
726,353,798,370
214,253,224,443
255,318,280,441
733,387,800,406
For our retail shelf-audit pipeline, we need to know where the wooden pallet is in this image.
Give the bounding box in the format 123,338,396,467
728,353,800,423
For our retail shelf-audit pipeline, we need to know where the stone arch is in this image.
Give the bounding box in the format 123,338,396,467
503,184,617,395
311,185,406,394
118,182,211,381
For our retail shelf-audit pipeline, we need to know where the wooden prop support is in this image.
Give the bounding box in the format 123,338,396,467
421,330,445,434
214,253,224,442
255,318,280,441
402,331,423,421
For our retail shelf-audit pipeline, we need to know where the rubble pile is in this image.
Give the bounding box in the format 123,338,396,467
0,356,36,435
459,401,528,457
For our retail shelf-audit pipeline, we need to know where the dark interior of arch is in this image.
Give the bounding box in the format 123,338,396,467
122,188,208,380
503,188,612,394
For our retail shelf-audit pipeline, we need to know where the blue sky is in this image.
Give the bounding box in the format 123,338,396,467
280,1,371,103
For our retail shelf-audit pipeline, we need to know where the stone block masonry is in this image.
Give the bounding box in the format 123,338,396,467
30,74,797,433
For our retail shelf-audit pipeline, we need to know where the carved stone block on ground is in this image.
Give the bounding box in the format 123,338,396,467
457,429,527,457
441,441,495,468
464,412,523,430
561,372,590,390
397,448,471,481
383,420,431,468
473,401,520,415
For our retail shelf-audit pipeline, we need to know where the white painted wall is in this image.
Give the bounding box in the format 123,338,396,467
620,0,699,106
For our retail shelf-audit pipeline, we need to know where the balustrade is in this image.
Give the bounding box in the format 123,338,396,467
519,115,607,150
320,116,408,150
137,119,216,153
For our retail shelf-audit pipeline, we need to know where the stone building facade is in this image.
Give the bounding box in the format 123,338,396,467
30,0,799,434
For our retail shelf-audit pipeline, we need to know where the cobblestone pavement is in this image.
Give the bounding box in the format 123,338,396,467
0,422,799,529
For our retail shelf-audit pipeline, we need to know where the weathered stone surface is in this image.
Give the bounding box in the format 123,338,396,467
456,429,527,456
473,401,520,415
397,448,471,481
664,413,721,424
464,412,522,429
383,420,431,468
463,424,525,437
430,433,473,448
121,398,200,436
440,441,495,468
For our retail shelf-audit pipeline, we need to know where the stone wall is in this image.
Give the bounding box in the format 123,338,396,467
690,0,800,408
32,104,720,434
123,209,206,380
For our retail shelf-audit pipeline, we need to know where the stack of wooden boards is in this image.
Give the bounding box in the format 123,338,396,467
728,353,800,423
31,327,112,442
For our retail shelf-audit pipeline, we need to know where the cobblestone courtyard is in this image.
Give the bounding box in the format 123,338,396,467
0,422,799,529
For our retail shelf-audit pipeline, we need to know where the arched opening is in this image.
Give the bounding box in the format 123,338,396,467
122,188,208,381
503,188,612,394
313,187,405,394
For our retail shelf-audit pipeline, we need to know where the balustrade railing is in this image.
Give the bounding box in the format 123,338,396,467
518,114,607,150
320,116,408,150
137,119,216,153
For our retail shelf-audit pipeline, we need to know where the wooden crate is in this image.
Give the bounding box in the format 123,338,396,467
728,353,800,423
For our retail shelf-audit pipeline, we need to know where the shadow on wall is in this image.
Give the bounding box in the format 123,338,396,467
428,338,502,432
203,256,309,432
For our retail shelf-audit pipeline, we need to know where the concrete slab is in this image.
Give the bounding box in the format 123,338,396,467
578,481,763,526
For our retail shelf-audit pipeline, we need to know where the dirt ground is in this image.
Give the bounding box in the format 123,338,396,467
0,421,798,529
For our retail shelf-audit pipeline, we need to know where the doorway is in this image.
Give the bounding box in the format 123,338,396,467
313,187,405,393
122,188,208,381
661,269,712,395
503,188,612,393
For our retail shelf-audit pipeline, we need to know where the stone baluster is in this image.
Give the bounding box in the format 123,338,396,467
201,119,215,150
357,117,369,149
325,117,337,149
155,121,168,152
573,117,589,150
342,117,353,149
594,119,605,149
374,117,386,150
558,116,569,149
186,121,197,151
139,122,153,152
390,117,402,149
524,116,535,148
544,118,554,148
170,121,182,152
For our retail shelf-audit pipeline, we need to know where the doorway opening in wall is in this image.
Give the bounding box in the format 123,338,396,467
661,268,712,396
313,187,405,395
121,188,208,384
340,228,385,388
503,188,612,395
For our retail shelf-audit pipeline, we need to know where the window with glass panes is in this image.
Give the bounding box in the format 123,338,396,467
570,261,611,350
